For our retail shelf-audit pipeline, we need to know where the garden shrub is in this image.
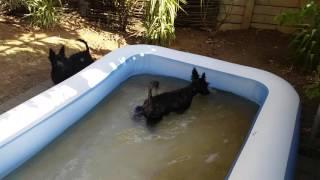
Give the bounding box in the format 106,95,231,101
25,0,62,28
305,65,320,99
1,0,62,28
276,0,320,72
144,0,186,46
277,0,320,98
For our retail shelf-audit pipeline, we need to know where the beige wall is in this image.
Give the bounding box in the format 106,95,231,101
218,0,305,32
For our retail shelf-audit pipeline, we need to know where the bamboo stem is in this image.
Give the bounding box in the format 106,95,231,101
310,104,320,143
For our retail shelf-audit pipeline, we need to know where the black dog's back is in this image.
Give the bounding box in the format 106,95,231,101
143,86,194,125
135,68,210,127
69,39,94,74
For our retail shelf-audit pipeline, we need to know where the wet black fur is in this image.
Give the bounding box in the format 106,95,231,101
135,68,210,127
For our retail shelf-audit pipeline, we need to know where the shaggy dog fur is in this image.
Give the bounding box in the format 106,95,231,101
135,68,210,127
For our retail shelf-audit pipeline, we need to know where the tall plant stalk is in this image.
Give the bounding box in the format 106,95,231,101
113,0,139,31
25,0,62,28
144,0,186,46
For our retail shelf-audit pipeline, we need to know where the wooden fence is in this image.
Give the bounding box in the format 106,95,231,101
176,0,220,28
72,0,315,32
218,0,309,32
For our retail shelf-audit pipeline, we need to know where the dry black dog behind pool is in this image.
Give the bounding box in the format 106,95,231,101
69,39,94,74
48,39,94,84
48,46,73,84
135,68,210,127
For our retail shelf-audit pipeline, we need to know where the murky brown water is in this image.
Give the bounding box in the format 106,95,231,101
6,75,258,180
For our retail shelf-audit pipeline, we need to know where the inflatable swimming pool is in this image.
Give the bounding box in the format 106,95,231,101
0,45,299,179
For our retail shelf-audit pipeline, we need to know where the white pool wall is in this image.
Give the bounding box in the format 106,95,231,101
0,45,299,180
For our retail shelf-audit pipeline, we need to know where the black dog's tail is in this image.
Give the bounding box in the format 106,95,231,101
77,39,90,52
149,80,159,90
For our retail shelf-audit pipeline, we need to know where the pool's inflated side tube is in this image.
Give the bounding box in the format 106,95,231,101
0,45,299,179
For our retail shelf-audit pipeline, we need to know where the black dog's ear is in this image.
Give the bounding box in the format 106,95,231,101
192,68,199,81
59,45,65,57
201,73,206,80
49,48,55,57
49,48,56,63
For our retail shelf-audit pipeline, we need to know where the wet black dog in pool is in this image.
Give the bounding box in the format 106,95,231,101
134,68,210,127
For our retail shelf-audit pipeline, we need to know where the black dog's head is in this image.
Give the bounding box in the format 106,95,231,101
48,46,73,84
49,46,66,65
49,46,71,72
191,68,210,95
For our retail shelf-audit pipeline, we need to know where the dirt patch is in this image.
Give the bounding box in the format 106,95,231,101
171,28,318,128
0,12,317,132
173,28,298,86
0,13,127,103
